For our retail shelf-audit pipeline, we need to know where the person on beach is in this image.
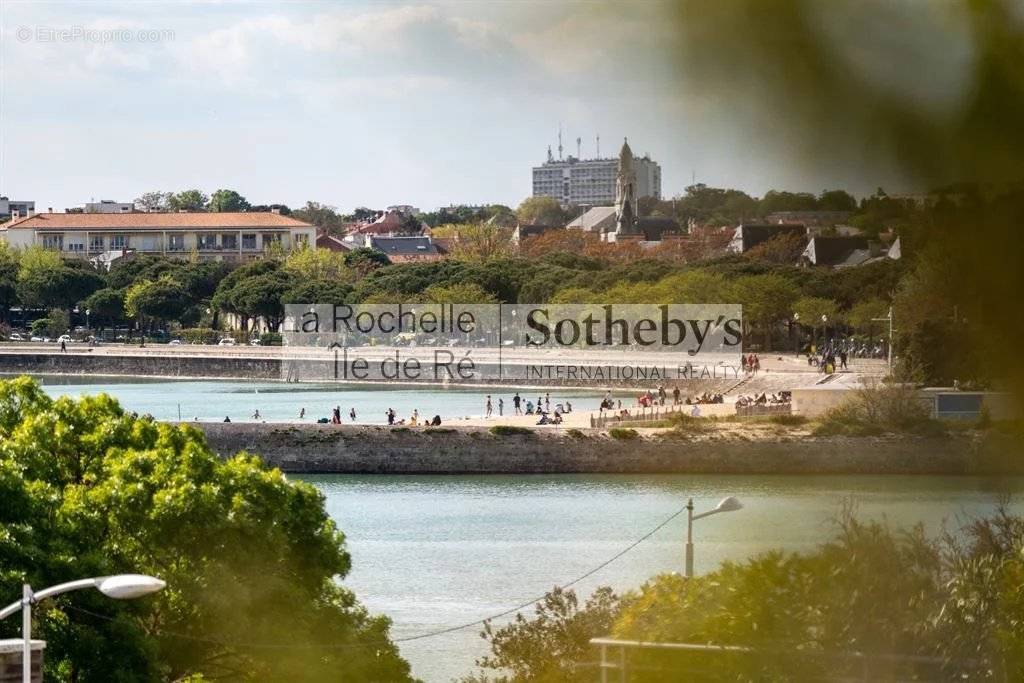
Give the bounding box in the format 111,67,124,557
332,406,341,424
544,393,550,412
498,398,504,416
673,386,681,405
513,393,522,415
60,339,66,353
349,408,357,422
223,416,231,422
299,407,305,420
486,395,493,417
525,400,534,415
252,409,261,420
430,415,441,426
387,408,396,425
410,409,419,426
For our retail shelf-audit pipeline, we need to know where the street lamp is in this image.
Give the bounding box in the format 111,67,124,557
0,574,165,683
792,312,800,357
685,497,742,577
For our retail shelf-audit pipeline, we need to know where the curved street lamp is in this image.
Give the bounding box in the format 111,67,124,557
685,497,743,577
0,574,165,683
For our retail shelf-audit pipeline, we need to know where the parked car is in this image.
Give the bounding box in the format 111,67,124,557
168,339,182,345
218,338,236,346
249,338,261,346
8,333,24,341
30,336,44,342
57,334,73,344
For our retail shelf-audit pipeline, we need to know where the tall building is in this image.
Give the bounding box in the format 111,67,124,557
0,197,35,220
531,142,661,206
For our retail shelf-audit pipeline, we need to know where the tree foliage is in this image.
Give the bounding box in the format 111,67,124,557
0,377,412,682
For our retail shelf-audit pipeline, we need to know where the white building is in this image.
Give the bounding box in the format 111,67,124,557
0,197,35,220
85,200,134,213
532,146,661,206
0,211,315,263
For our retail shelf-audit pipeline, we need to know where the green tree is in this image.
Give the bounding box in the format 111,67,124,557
422,282,497,304
81,288,126,331
133,191,171,212
167,189,209,212
793,296,839,347
292,201,344,233
731,273,799,348
16,251,105,311
818,189,857,212
847,298,889,337
283,247,350,281
0,377,412,682
207,188,251,213
516,197,567,226
124,278,189,331
0,243,19,320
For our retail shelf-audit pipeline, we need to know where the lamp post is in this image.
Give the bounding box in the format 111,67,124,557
792,312,800,357
685,497,743,577
0,574,165,683
871,307,894,373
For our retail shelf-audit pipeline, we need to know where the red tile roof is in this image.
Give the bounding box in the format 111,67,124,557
5,212,313,230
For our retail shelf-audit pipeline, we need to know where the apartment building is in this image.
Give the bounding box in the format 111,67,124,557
532,153,661,206
0,211,315,262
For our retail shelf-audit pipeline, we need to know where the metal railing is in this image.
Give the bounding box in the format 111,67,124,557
590,637,974,682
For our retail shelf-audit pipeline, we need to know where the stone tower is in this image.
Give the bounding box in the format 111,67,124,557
613,138,638,240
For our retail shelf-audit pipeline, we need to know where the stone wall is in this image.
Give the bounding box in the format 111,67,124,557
188,422,1018,475
0,352,281,380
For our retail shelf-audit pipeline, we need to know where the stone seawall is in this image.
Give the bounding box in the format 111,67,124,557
0,352,281,379
189,423,1019,475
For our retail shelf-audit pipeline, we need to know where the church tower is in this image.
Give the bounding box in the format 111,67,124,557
613,138,638,240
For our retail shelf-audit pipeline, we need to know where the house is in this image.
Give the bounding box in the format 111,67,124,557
567,206,617,233
728,223,807,253
765,211,852,227
512,223,561,244
1,211,315,262
800,235,873,267
365,235,445,263
316,230,352,252
0,197,34,220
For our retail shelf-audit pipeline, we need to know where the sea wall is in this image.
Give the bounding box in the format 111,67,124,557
189,422,1022,475
0,352,281,379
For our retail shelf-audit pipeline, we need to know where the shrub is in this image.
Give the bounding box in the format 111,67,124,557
259,331,283,346
179,327,219,344
565,428,587,439
423,427,457,435
608,427,639,440
768,413,808,427
813,381,942,436
490,425,534,437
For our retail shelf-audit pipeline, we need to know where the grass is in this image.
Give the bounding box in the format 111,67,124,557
608,427,640,440
565,428,587,439
768,414,809,427
423,427,457,435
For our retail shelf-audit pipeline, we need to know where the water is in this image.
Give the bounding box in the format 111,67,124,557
28,375,605,424
21,377,1024,681
307,474,1024,682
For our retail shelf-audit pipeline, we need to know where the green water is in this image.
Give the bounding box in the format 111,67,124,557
308,473,1024,682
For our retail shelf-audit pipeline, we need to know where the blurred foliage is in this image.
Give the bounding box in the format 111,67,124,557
0,377,411,682
466,505,1024,681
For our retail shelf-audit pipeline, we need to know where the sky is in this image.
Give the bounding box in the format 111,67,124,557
1,0,922,213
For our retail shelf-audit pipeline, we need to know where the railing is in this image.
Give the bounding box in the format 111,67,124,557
590,402,692,428
590,637,975,682
734,403,791,417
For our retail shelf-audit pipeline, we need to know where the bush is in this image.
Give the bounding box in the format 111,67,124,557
768,413,808,427
260,331,283,346
489,425,534,437
565,428,587,439
423,427,457,435
666,412,709,434
608,427,639,440
813,381,943,436
179,327,219,344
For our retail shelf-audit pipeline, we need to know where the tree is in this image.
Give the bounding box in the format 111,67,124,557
134,191,171,212
207,188,251,213
731,273,800,348
16,251,105,311
744,232,807,264
847,298,889,337
0,243,18,320
0,377,412,682
449,224,514,263
282,279,354,306
818,189,857,212
516,197,567,226
124,278,189,331
396,213,425,236
81,288,126,330
167,189,209,212
422,282,497,304
292,201,344,233
793,296,839,347
344,248,391,276
284,247,350,281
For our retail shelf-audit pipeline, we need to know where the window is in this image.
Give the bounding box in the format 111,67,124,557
66,241,85,253
295,233,309,247
221,234,238,250
197,234,218,250
242,234,257,250
41,234,64,250
261,233,281,249
89,235,105,252
167,235,185,251
110,235,128,250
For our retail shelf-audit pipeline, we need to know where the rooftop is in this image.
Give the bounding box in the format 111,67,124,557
5,212,313,230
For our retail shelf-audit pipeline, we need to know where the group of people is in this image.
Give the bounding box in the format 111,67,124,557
735,391,791,407
741,353,762,375
806,344,849,374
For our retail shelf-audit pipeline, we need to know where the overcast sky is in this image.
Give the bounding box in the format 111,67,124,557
2,0,916,213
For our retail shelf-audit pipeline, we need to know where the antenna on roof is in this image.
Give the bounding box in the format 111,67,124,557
558,123,563,161
596,133,600,158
